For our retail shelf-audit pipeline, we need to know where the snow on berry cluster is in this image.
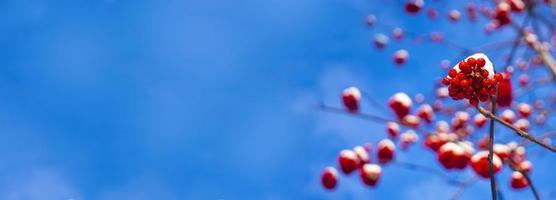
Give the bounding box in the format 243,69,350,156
442,53,503,106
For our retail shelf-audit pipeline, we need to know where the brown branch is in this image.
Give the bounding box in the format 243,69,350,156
519,131,556,146
476,105,556,153
487,92,498,200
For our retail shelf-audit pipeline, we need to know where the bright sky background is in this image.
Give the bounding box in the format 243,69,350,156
1,0,555,199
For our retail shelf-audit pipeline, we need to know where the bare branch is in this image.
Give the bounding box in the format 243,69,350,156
393,160,462,185
476,105,556,153
488,92,498,200
520,131,556,146
451,177,480,200
318,103,421,131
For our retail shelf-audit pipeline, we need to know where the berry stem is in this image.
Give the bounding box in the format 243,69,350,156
475,105,556,153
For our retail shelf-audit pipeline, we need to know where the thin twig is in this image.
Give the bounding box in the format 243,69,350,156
505,16,529,68
451,177,480,200
360,90,389,115
519,131,556,146
476,105,556,153
507,161,541,200
394,160,462,185
513,2,556,81
318,103,421,131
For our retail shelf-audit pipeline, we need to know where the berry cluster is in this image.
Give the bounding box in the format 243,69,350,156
442,53,502,106
322,87,545,192
321,139,400,190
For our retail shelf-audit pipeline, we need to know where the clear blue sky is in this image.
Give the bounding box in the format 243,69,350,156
1,0,555,199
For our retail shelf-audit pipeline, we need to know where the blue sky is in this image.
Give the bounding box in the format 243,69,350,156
1,0,555,199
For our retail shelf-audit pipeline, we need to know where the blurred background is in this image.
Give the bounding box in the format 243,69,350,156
1,0,555,199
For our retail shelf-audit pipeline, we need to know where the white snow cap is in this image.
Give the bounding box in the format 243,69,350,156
518,103,532,113
514,119,530,129
472,151,502,167
502,109,516,119
395,49,409,58
324,166,338,177
401,130,418,142
512,171,524,179
474,113,487,122
387,121,400,129
378,139,396,150
375,33,389,43
436,87,449,98
450,53,494,78
340,150,358,160
343,87,361,100
362,163,382,174
455,111,470,122
436,120,450,133
418,104,433,113
474,113,487,120
439,142,464,155
458,141,475,154
353,146,369,162
413,0,424,7
493,144,510,155
390,92,412,107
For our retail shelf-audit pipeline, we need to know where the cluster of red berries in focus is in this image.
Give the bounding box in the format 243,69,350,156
442,53,503,106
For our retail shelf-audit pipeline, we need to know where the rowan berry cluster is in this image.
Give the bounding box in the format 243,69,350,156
441,53,503,106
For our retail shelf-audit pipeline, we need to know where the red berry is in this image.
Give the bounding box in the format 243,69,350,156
342,87,361,112
386,122,400,138
470,151,503,178
377,139,395,164
416,104,434,123
511,171,529,189
474,113,487,128
517,103,532,118
437,142,473,169
467,57,476,67
360,164,382,187
478,94,489,102
457,72,465,79
481,69,489,77
405,0,424,14
448,68,457,78
321,167,338,190
494,73,503,82
477,58,486,67
469,98,478,106
497,74,513,107
388,92,412,119
493,144,510,161
461,79,471,87
338,150,360,174
442,77,451,85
